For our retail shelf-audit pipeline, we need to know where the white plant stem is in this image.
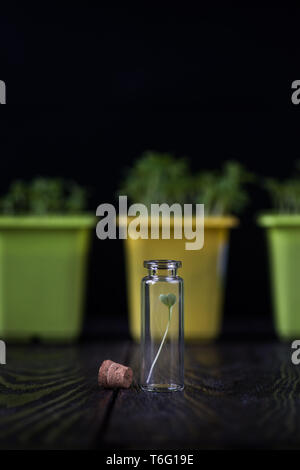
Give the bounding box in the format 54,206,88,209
146,306,173,384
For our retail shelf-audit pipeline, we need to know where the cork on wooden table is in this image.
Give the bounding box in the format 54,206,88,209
98,360,133,389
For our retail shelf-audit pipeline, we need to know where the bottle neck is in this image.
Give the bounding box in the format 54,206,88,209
148,267,177,278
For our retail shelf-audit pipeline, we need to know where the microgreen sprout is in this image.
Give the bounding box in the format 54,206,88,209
0,178,88,215
264,178,300,213
146,293,177,384
119,151,253,215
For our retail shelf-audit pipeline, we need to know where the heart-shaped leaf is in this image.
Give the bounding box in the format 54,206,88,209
159,294,169,306
167,293,176,307
159,293,177,307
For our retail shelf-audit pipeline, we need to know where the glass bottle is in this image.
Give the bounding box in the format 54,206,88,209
140,260,184,392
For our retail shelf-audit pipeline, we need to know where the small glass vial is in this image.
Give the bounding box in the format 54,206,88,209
140,260,184,392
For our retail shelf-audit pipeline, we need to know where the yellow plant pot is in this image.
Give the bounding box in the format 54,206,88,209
122,216,238,341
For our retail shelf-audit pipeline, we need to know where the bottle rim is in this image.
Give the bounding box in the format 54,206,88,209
143,259,182,269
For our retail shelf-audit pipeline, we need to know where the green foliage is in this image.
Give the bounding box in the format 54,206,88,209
192,161,254,215
0,178,87,215
264,178,300,213
263,161,300,213
118,151,190,207
119,151,252,215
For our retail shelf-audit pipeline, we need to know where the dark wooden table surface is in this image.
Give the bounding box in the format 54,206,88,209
0,339,299,450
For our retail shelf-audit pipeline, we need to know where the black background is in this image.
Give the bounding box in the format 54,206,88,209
0,6,299,337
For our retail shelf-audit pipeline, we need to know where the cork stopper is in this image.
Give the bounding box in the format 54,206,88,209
98,360,133,389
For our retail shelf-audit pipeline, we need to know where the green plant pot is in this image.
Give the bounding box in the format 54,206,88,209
258,214,300,339
0,215,95,341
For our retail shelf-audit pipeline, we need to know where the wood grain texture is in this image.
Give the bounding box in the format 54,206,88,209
104,342,300,449
1,341,300,449
0,342,128,449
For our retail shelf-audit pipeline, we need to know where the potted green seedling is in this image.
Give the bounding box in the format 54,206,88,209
119,151,252,341
0,178,95,341
258,171,300,339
